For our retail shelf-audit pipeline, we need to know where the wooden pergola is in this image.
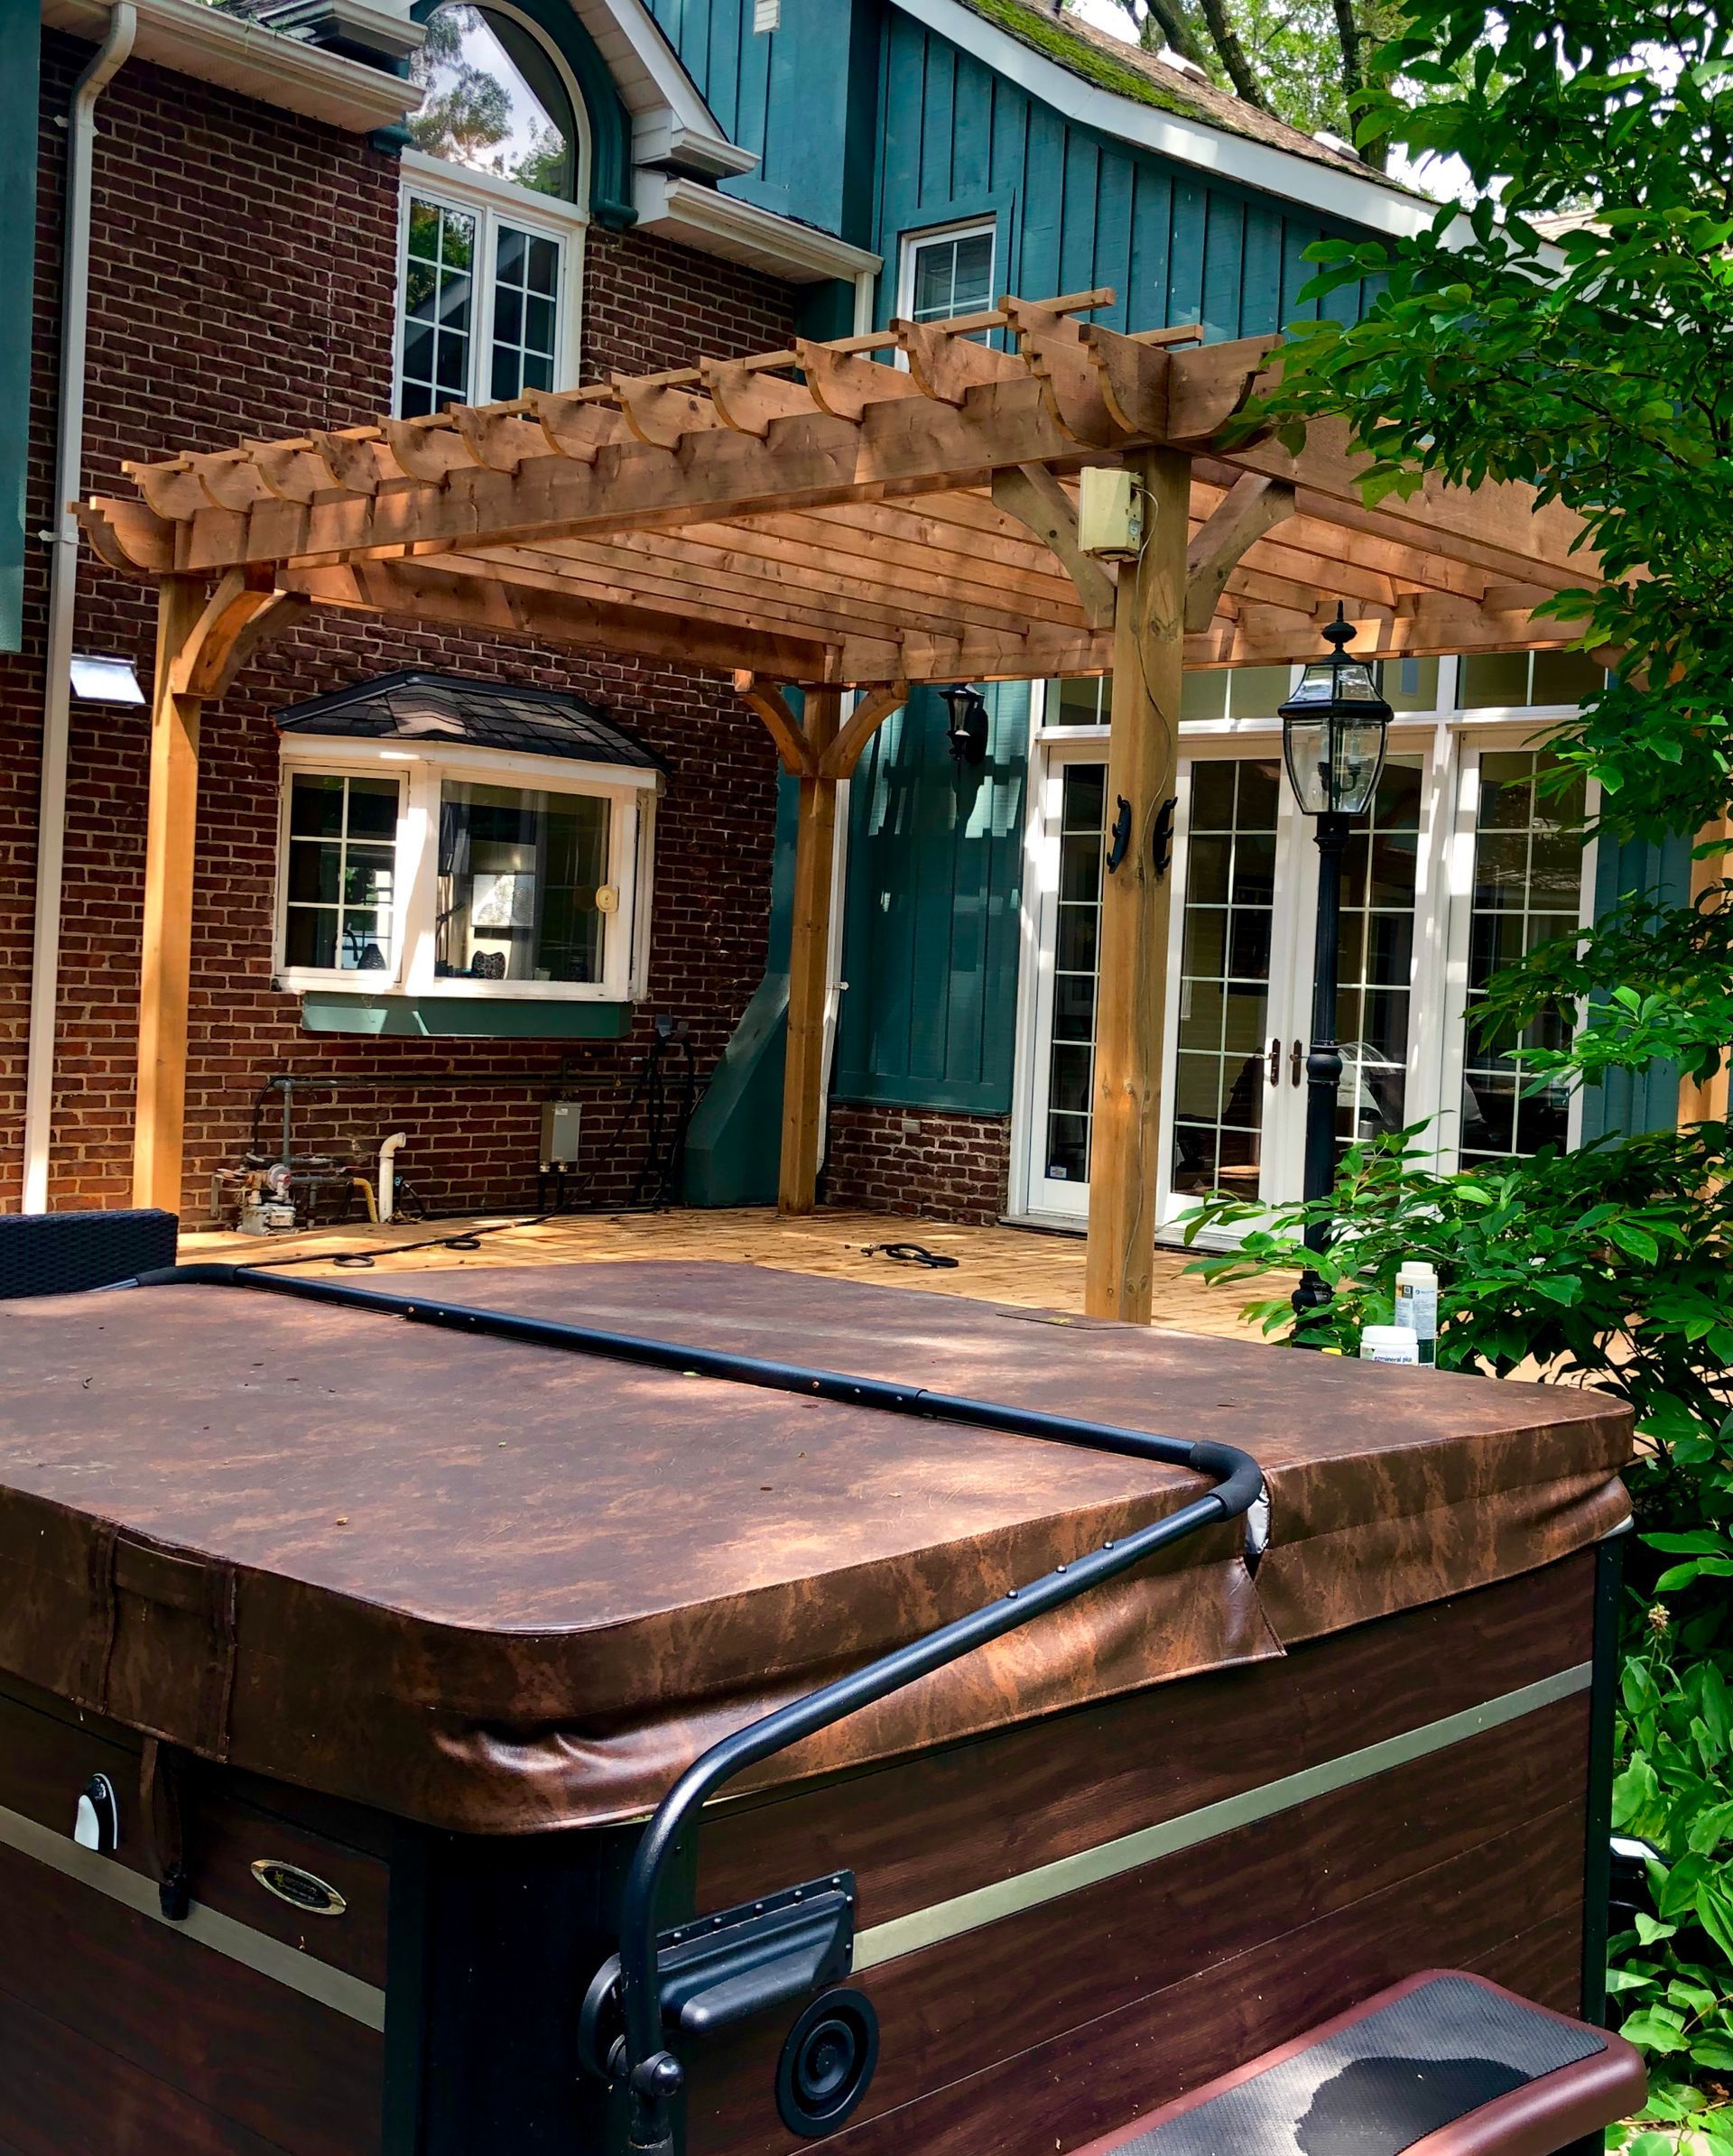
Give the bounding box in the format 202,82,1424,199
84,287,1597,1322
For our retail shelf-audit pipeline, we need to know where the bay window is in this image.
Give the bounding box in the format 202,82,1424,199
275,745,655,1007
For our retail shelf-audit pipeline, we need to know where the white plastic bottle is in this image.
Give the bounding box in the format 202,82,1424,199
1395,1259,1439,1365
1359,1325,1420,1365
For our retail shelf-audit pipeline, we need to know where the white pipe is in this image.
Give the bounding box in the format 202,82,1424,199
851,265,876,337
376,1132,407,1224
22,3,137,1213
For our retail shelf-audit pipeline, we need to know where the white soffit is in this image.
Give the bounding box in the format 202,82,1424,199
633,171,882,284
890,0,1448,242
569,0,757,177
40,0,422,129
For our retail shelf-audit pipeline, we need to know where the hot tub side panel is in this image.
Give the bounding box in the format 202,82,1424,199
0,1674,388,2156
681,1548,1603,2156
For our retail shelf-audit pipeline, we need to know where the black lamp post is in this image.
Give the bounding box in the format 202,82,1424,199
1278,607,1393,1337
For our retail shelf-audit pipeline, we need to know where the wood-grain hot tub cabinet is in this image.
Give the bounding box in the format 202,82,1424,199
0,1261,1632,2156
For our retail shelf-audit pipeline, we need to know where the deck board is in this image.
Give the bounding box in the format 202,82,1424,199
179,1207,1272,1339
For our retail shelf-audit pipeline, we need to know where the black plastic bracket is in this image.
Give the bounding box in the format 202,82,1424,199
1153,794,1177,880
579,1874,856,2081
1105,795,1132,873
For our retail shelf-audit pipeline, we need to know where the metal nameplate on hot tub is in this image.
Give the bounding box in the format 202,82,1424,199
251,1858,348,1918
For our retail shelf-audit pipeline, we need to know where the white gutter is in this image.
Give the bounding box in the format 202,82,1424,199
23,1,135,1215
633,171,882,285
39,0,421,133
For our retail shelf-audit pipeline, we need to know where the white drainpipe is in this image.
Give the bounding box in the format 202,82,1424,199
377,1132,408,1224
22,3,137,1213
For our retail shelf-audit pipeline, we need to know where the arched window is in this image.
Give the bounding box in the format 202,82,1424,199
408,4,579,203
395,3,590,418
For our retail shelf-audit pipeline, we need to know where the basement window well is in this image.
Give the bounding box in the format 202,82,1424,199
271,673,660,1022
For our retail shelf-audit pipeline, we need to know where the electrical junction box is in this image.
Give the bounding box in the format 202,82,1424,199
1077,467,1144,560
541,1099,582,1170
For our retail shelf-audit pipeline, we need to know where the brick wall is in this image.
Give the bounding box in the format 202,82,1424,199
0,36,799,1219
821,1104,1012,1225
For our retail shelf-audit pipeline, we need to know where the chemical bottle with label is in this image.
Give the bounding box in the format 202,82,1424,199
1395,1259,1439,1365
1359,1324,1420,1365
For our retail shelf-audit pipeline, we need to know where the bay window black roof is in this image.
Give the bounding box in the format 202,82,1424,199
273,671,662,771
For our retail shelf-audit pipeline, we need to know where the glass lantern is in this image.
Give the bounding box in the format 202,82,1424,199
1278,609,1394,817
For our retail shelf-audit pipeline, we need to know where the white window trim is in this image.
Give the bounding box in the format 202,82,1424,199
273,737,659,1004
895,217,997,343
396,149,588,417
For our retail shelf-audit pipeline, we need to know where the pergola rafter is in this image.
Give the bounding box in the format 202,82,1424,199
85,288,1603,1322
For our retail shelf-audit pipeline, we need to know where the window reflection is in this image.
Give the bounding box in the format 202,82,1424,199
410,5,576,200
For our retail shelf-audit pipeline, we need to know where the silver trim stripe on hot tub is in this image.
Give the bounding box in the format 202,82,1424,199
851,1662,1593,1971
0,1662,1590,2022
0,1798,388,2030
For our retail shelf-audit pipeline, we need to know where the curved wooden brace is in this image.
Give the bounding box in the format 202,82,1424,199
700,359,815,438
820,682,908,781
526,389,630,464
795,339,923,423
734,672,818,777
169,570,304,699
1184,474,1297,634
608,373,725,449
894,318,1025,407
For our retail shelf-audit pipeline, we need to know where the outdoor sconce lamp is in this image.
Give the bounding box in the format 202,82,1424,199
941,683,989,766
1278,607,1393,819
1278,607,1394,1342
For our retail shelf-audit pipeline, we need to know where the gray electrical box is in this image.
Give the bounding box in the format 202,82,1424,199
541,1099,582,1169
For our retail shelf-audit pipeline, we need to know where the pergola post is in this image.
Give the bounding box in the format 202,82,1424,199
1085,447,1192,1323
133,575,209,1212
780,685,843,1215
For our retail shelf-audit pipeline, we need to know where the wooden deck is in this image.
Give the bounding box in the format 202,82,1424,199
180,1207,1274,1339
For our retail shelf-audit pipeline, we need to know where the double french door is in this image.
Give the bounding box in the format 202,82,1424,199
1018,730,1547,1240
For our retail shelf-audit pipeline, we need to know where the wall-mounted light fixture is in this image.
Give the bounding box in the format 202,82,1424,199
70,654,144,704
939,683,988,765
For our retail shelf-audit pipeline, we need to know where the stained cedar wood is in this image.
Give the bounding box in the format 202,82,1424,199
0,1841,381,2156
685,1718,1589,2154
0,1681,390,1989
700,1552,1593,1924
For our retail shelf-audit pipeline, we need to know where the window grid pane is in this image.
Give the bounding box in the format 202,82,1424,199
1172,760,1281,1198
1460,749,1588,1167
283,774,399,973
1333,756,1422,1162
1043,763,1105,1185
908,228,995,327
400,195,477,418
489,220,561,402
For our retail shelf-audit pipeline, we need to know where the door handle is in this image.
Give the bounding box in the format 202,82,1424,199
1267,1036,1282,1087
1290,1038,1304,1087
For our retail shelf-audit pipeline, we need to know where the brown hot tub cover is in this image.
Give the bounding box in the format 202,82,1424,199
0,1263,1629,1833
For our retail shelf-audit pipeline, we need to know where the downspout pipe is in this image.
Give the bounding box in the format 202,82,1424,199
23,2,136,1213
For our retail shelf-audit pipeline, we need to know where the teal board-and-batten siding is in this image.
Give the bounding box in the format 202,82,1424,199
835,684,1029,1115
1580,829,1695,1143
869,11,1382,340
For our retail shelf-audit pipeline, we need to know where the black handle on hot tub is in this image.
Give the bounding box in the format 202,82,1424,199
611,1433,1259,2152
126,1264,1264,2155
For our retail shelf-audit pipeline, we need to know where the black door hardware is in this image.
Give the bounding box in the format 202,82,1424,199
1267,1037,1282,1088
1105,794,1132,872
1153,795,1177,880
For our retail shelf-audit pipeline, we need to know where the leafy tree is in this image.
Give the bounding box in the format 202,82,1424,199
1182,0,1733,2136
1073,0,1405,154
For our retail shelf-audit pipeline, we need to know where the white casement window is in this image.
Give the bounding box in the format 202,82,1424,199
897,219,996,327
274,742,657,1004
394,3,591,417
396,160,585,415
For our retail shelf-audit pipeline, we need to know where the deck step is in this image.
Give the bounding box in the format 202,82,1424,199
1074,1972,1645,2156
